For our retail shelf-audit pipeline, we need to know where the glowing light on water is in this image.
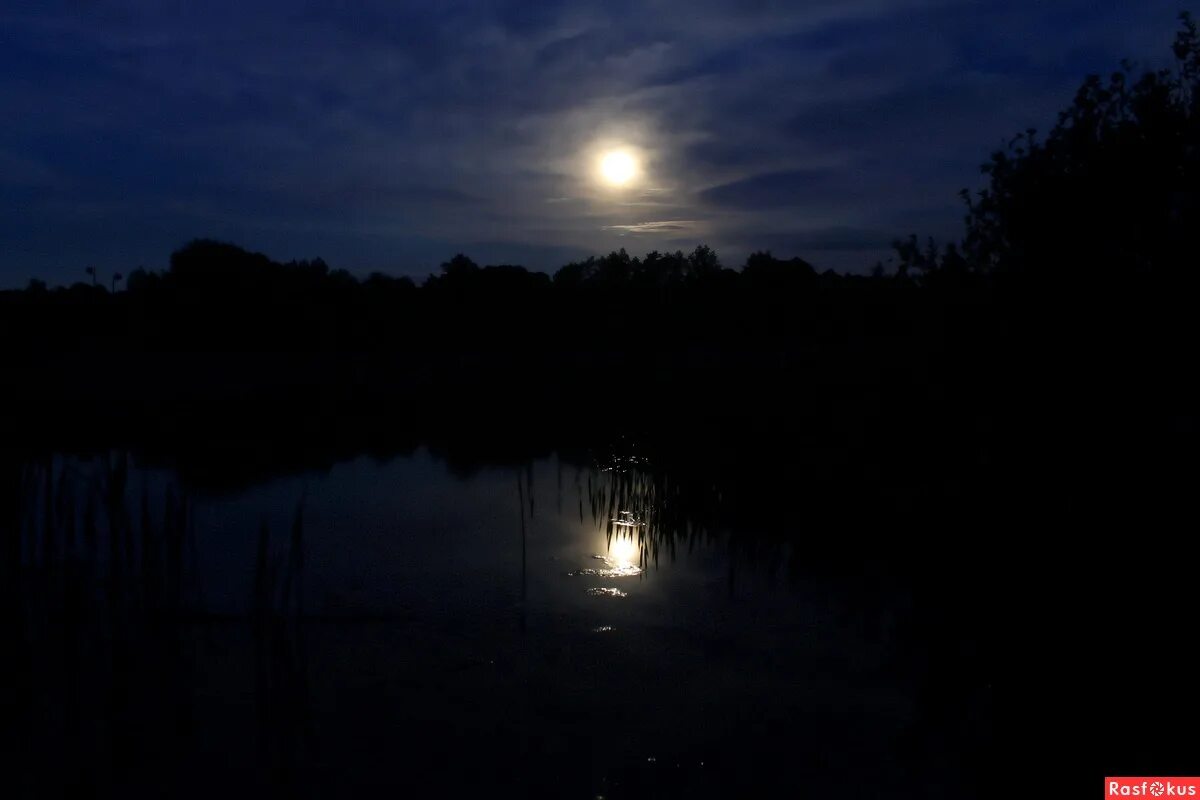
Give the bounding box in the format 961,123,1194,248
586,587,628,598
601,455,649,473
608,534,638,565
612,510,640,528
568,560,642,578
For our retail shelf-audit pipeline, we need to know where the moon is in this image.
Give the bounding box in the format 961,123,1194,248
598,150,639,187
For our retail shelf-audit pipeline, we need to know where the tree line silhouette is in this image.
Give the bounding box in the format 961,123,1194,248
1,14,1195,487
2,238,935,351
6,14,1198,350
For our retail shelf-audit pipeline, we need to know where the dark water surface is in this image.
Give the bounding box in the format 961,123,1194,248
2,447,989,798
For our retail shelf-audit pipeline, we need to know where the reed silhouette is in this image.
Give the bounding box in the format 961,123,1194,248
0,453,317,798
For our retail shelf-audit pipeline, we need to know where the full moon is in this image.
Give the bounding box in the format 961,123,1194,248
598,150,638,187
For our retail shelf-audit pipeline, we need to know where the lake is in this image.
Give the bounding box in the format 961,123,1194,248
2,445,990,798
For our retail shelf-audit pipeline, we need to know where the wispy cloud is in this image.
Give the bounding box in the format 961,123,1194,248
602,220,697,234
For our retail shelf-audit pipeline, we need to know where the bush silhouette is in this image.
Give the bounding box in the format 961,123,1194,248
959,12,1199,290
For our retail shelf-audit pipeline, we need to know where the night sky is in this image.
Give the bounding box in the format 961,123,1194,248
0,0,1184,286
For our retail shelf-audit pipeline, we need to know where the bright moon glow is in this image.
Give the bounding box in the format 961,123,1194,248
599,150,638,186
609,536,638,565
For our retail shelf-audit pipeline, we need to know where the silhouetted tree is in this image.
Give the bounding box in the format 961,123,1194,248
595,248,638,286
125,267,161,295
649,250,688,289
169,239,275,295
686,244,721,281
364,271,416,295
551,256,597,289
440,254,478,279
960,12,1200,290
742,251,817,290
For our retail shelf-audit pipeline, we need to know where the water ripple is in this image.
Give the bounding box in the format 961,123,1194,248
568,554,643,578
585,587,628,598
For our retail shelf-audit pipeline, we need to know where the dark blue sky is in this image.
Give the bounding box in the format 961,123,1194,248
0,0,1186,285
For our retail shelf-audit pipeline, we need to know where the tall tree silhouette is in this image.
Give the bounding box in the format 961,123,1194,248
960,12,1200,290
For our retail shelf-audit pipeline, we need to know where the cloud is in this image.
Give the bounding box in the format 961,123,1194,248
0,0,1188,284
602,220,697,233
698,170,837,209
